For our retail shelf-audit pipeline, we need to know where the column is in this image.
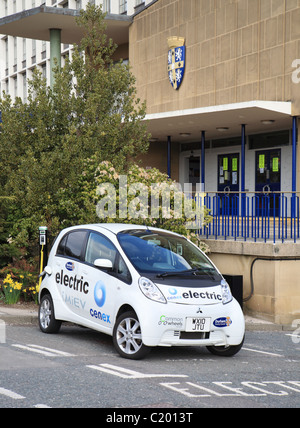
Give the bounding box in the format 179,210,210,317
292,117,297,218
167,136,171,179
201,130,205,191
50,28,62,88
292,117,297,194
241,124,246,217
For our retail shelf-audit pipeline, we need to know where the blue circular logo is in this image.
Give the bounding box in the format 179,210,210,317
94,281,106,308
168,288,178,296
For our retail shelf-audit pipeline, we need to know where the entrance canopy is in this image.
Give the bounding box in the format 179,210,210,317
0,5,132,45
145,101,292,142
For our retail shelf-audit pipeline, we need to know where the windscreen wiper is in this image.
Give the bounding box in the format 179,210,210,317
156,268,200,278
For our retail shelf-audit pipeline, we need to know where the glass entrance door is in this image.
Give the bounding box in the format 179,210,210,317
255,149,281,216
218,153,240,215
218,153,240,193
189,155,200,194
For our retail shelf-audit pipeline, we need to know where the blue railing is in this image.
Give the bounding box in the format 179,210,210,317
197,192,300,243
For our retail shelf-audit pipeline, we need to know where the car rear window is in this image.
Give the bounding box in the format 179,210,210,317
56,230,88,260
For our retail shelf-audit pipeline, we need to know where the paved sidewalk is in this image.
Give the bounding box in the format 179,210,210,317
0,304,293,331
0,305,38,326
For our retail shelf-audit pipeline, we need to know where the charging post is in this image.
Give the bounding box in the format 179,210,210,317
38,226,48,287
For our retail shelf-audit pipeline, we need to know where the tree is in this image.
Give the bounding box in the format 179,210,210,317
0,4,149,263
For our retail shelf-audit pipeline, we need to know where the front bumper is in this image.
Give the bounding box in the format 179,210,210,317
139,298,245,348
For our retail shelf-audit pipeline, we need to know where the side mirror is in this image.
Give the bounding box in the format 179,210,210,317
94,258,113,270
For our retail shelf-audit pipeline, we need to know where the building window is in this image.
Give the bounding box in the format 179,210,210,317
31,39,36,65
102,0,110,13
5,37,8,72
249,131,290,150
119,0,127,14
14,76,18,99
22,72,27,103
41,63,47,80
13,37,17,68
23,38,26,61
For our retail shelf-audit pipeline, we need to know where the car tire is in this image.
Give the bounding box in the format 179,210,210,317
206,336,244,357
113,311,151,360
39,293,62,334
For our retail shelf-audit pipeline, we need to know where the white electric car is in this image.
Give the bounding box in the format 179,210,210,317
38,224,245,359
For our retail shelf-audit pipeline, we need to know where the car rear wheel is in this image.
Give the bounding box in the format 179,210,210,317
206,336,244,357
113,311,151,360
39,293,62,334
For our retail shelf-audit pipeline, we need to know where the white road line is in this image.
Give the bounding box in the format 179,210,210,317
34,404,52,408
27,344,75,357
87,363,188,379
12,344,75,357
243,347,283,357
0,387,25,400
286,333,300,341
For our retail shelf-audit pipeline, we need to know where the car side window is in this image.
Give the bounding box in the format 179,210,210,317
56,230,87,260
85,232,117,265
56,234,68,255
116,256,132,284
85,232,131,284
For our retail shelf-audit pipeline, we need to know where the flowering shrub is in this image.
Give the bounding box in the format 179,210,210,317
76,157,211,253
22,284,40,304
1,274,23,304
0,269,39,305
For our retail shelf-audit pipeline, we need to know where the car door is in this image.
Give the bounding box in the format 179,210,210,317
81,231,132,333
55,229,89,319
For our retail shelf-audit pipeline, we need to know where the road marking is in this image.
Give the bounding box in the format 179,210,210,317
34,404,52,408
160,380,300,398
87,363,188,380
242,347,283,357
12,344,75,357
0,319,6,344
0,387,25,400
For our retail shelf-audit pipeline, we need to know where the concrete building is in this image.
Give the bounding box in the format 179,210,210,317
0,0,153,98
0,0,300,324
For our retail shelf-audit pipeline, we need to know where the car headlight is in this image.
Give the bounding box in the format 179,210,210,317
139,277,167,304
221,280,233,305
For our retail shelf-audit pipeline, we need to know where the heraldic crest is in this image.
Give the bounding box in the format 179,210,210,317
167,36,186,90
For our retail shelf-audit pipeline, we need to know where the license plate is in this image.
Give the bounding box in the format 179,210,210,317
186,317,210,332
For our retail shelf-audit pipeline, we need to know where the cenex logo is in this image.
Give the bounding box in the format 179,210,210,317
94,281,106,308
167,287,182,301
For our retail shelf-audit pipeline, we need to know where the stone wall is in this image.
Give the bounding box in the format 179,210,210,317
130,0,300,114
204,239,300,325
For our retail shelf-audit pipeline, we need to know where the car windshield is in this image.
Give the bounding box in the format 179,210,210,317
117,229,220,280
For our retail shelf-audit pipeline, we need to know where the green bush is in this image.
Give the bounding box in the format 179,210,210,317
72,157,211,252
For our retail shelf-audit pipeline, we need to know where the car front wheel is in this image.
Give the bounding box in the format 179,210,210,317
206,336,244,357
113,311,151,360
